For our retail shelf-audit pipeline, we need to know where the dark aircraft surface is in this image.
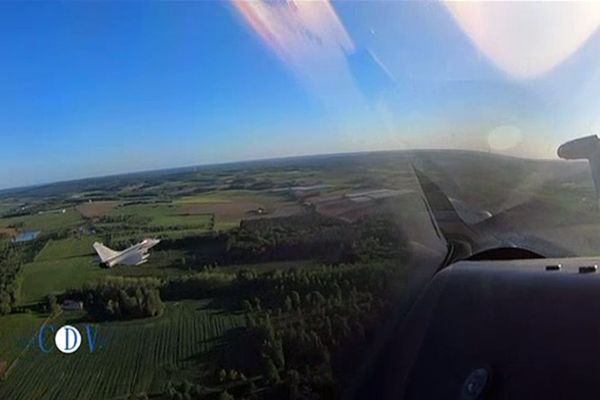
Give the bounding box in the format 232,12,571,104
352,136,600,399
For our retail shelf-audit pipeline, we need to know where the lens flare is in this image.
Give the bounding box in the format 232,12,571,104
445,2,600,78
232,0,354,68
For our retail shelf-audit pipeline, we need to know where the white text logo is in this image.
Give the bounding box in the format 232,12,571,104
54,325,82,354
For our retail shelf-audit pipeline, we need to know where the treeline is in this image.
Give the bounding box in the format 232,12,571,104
65,276,164,321
157,212,409,269
225,212,407,265
159,261,407,399
226,177,276,191
95,216,215,251
88,261,405,398
96,214,152,226
162,270,234,300
233,262,405,398
0,238,47,315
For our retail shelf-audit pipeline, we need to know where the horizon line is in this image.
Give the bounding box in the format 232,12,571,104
0,147,566,194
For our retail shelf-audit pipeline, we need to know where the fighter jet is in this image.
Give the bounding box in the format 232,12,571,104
92,238,160,267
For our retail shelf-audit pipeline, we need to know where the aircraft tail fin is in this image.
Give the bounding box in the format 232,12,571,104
93,242,119,263
558,135,600,200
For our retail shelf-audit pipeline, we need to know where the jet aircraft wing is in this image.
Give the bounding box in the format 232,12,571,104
352,144,600,399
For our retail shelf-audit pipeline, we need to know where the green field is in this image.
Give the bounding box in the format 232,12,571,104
0,209,82,232
107,228,212,244
35,237,98,262
0,301,246,400
0,201,19,217
112,204,213,229
175,190,291,230
175,190,284,205
105,190,291,234
18,256,108,305
0,313,47,367
76,201,120,218
153,227,212,239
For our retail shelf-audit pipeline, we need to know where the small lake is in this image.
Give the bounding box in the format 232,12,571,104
13,230,41,242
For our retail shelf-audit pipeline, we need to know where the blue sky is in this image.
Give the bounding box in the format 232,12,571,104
1,1,600,189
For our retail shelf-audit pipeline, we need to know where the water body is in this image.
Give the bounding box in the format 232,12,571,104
13,230,40,242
